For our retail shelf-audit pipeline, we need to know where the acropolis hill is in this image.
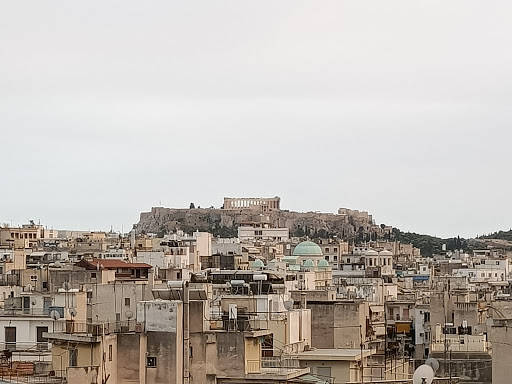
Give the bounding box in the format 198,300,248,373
135,196,393,241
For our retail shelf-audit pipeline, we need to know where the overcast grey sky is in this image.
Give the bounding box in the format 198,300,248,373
1,1,511,238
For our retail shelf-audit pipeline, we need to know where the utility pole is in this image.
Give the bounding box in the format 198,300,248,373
384,301,387,380
443,282,447,378
183,281,190,384
360,324,364,383
449,350,452,384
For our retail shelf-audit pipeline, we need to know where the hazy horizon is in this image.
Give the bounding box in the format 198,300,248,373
1,1,511,239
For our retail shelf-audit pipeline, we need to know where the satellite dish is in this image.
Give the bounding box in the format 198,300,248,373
62,282,71,291
50,310,61,321
413,364,434,384
31,298,37,306
125,310,134,319
425,358,440,373
284,300,294,311
69,308,77,317
54,261,62,268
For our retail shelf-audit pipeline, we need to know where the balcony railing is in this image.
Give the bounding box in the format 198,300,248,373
0,275,20,286
0,308,51,317
50,320,143,336
0,341,50,352
246,359,261,374
262,356,300,368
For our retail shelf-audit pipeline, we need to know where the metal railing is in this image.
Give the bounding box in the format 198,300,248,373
0,308,51,317
0,342,50,352
261,356,300,368
0,370,65,383
50,320,143,336
245,360,260,374
0,275,20,286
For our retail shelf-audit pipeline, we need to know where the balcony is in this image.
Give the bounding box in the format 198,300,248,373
0,308,51,317
44,320,144,343
246,359,261,374
0,274,19,286
56,319,142,335
0,341,50,352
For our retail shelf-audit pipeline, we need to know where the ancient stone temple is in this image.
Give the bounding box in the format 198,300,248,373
223,196,281,212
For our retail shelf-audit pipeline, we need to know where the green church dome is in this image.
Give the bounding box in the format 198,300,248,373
292,241,323,257
318,259,330,268
303,259,315,267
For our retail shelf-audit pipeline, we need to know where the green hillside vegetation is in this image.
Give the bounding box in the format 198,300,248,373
392,228,468,256
478,230,512,241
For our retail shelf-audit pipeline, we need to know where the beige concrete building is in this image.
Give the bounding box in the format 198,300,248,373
0,222,41,248
490,318,512,384
293,348,373,384
307,300,371,350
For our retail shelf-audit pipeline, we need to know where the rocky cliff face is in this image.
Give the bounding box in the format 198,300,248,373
136,207,387,241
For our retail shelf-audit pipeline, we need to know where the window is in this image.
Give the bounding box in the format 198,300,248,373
5,327,16,349
30,275,37,281
109,345,112,361
147,357,157,367
333,248,337,252
69,349,78,367
325,248,329,253
325,256,329,261
42,282,48,289
334,256,337,261
125,298,130,306
91,273,96,279
37,326,48,349
317,367,331,379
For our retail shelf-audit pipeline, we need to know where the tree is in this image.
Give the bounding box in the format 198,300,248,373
189,203,195,209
